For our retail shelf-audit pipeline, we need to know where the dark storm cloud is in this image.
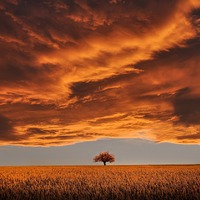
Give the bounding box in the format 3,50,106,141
173,97,200,125
26,128,56,135
171,87,200,125
0,114,25,142
0,114,14,140
141,38,200,126
0,0,184,48
135,37,200,73
0,47,61,86
69,71,141,99
177,132,200,140
0,0,200,145
190,8,200,33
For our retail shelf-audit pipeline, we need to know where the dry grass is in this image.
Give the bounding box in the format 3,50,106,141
0,165,199,200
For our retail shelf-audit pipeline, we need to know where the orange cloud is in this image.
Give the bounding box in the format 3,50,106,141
0,0,200,146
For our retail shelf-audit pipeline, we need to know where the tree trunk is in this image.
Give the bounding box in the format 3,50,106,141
103,162,106,166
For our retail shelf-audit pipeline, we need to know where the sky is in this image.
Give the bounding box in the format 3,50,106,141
0,139,200,166
0,0,200,165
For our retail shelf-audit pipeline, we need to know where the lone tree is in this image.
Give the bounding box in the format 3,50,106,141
93,151,115,166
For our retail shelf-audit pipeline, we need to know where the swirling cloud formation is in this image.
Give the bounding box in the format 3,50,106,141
0,0,200,146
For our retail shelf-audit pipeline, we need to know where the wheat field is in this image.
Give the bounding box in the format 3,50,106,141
0,165,199,200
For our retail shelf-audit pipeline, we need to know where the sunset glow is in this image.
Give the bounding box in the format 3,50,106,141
0,0,200,146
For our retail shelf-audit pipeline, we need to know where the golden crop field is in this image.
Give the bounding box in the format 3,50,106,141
0,165,199,200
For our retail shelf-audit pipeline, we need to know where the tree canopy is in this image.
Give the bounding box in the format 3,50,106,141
93,151,115,165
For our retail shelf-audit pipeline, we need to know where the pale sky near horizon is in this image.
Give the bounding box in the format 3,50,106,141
0,139,199,166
